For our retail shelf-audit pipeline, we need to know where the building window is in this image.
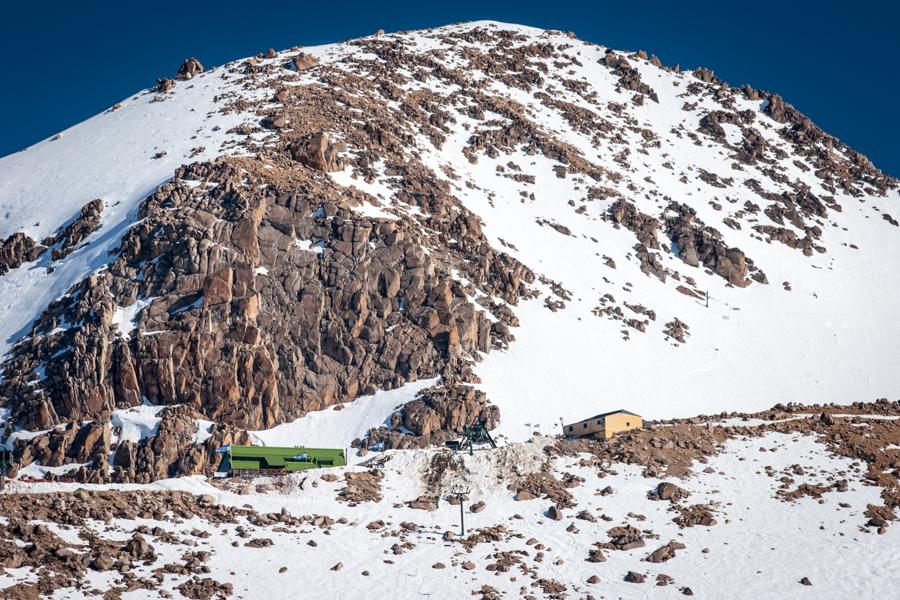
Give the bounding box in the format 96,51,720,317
626,422,630,426
583,423,587,428
568,426,573,432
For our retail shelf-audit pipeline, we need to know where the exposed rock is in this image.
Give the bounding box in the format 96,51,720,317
176,58,205,80
290,132,346,172
41,199,105,261
0,232,44,275
654,482,690,502
647,541,686,563
290,53,319,71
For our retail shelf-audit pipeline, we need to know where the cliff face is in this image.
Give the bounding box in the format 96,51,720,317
0,21,897,481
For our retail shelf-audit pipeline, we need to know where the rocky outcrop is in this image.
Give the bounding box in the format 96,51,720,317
0,232,43,275
0,199,103,275
176,58,205,80
665,202,752,287
603,51,658,102
1,152,532,479
290,133,346,172
41,198,104,261
290,52,319,71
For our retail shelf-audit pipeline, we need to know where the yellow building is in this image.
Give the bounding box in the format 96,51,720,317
563,410,643,439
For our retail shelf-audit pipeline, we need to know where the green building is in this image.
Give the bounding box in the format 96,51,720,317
215,445,346,477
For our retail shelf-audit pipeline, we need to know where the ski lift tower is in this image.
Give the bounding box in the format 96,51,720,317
456,420,497,456
450,484,471,536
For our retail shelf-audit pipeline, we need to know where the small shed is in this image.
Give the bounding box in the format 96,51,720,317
563,410,643,440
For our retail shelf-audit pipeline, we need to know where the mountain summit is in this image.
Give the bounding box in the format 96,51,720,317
0,21,898,482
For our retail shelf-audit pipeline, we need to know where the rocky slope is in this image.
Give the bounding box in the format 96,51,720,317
1,401,898,599
0,21,898,482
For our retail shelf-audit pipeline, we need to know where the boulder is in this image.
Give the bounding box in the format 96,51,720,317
290,133,345,172
176,57,205,80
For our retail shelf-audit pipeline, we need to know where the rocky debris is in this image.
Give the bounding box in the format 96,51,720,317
608,200,667,281
176,58,205,80
586,547,606,563
261,113,288,130
624,571,646,583
603,51,658,102
0,232,44,275
290,52,319,71
0,488,264,597
546,505,563,520
800,577,813,586
470,501,486,513
552,422,730,478
407,495,438,511
673,504,718,528
533,578,567,596
663,318,690,344
600,525,645,551
647,541,686,563
656,573,674,586
338,470,383,504
331,562,344,571
754,224,823,257
177,577,233,599
290,132,346,172
653,482,690,502
512,469,575,508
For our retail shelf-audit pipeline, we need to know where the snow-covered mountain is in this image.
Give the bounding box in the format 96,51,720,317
1,21,899,600
0,21,898,480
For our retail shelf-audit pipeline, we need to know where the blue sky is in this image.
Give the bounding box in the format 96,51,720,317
1,0,897,176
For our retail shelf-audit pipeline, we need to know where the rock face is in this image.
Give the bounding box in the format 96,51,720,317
665,203,752,287
42,198,105,261
290,133,346,172
176,57,205,80
0,232,43,275
0,199,103,275
2,154,532,480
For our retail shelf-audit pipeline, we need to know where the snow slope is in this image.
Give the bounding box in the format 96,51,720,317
1,20,898,446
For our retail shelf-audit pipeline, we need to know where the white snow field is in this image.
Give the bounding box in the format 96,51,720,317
4,430,898,599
